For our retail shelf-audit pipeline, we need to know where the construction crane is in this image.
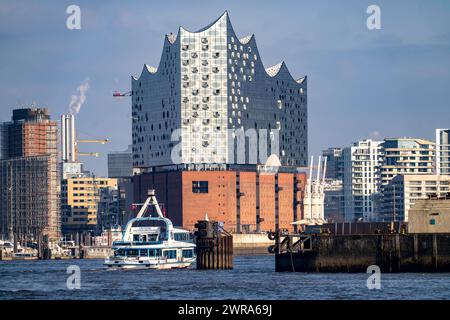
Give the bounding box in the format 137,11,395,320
78,152,100,157
113,90,132,97
75,139,109,159
61,113,110,161
77,139,109,144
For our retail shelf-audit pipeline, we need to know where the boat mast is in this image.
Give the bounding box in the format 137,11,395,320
147,189,164,218
122,189,165,241
135,189,164,218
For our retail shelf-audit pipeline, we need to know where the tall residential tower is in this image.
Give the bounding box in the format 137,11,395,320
380,138,435,187
436,129,450,175
343,140,383,222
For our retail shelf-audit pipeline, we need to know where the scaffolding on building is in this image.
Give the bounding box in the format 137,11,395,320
0,108,60,246
0,155,60,243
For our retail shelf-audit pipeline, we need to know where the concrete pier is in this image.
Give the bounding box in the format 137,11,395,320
274,233,450,272
232,233,274,254
77,246,112,259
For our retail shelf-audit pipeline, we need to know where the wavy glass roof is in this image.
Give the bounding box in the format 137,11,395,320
133,11,306,84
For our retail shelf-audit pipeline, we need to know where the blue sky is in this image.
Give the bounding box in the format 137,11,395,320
1,0,449,176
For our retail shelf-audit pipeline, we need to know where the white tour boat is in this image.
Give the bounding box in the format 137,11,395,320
104,189,196,269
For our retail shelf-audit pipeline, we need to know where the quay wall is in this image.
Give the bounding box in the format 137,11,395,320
80,246,112,259
276,233,450,272
233,233,274,254
233,233,273,248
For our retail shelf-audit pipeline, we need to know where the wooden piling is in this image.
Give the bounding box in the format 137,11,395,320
195,220,233,269
432,233,438,270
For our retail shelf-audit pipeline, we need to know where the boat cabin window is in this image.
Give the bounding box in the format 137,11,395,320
149,249,162,257
127,249,139,256
139,249,149,256
163,250,177,259
132,233,159,242
174,232,190,241
182,249,194,258
114,249,126,257
115,248,162,257
147,233,158,241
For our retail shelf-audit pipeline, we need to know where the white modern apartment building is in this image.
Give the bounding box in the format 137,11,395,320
380,138,435,186
436,129,450,175
381,174,450,222
379,138,436,221
343,140,384,222
131,12,307,169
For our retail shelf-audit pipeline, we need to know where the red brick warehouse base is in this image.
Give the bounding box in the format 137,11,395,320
133,165,306,233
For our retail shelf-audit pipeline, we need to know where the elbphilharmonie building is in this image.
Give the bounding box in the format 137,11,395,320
132,11,307,169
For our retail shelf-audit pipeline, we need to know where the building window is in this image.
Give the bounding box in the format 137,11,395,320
192,181,208,193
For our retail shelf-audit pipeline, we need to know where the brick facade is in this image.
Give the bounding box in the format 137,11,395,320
133,167,306,233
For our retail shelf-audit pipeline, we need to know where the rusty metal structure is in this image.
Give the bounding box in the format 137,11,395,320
195,220,233,269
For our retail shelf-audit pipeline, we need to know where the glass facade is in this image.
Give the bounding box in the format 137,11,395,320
132,12,307,168
108,146,133,178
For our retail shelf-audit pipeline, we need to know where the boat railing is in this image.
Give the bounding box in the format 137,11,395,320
112,240,163,247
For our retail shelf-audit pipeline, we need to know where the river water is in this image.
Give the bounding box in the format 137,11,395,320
0,255,449,300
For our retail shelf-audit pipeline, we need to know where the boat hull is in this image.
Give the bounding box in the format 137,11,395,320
104,258,195,270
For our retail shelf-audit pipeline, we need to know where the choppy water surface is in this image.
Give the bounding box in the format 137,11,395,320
0,255,449,300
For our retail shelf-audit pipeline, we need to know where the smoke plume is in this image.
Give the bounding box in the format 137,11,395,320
69,78,90,115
